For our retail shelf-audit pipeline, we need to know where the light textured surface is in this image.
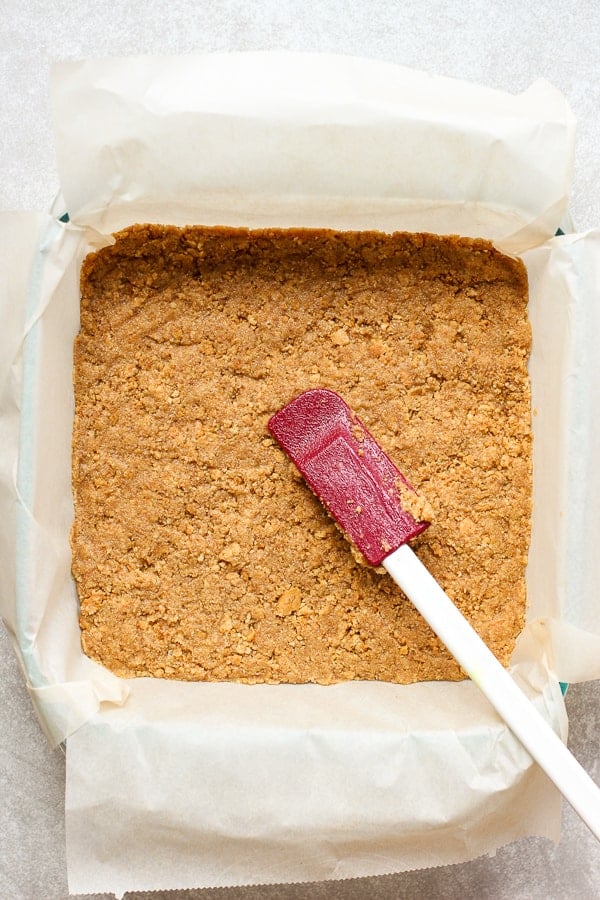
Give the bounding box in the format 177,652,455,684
1,2,599,898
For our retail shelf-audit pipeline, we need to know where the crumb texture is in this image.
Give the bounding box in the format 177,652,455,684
72,226,531,683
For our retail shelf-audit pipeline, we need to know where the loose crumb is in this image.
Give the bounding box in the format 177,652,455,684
396,480,435,523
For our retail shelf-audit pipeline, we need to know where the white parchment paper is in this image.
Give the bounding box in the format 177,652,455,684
50,53,574,253
1,54,599,896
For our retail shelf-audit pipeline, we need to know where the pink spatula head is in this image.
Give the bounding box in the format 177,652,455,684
268,388,600,843
268,388,429,565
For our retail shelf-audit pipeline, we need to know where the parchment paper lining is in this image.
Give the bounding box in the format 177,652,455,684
2,54,599,895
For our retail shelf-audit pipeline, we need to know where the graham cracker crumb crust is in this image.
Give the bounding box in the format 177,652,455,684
72,225,531,683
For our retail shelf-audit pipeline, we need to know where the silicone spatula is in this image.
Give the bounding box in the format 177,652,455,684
268,388,600,842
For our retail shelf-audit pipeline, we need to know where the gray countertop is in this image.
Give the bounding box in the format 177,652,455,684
1,3,599,898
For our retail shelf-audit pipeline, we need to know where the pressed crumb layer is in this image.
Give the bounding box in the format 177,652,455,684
72,225,531,683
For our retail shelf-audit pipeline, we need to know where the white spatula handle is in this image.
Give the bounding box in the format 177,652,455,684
384,543,600,842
